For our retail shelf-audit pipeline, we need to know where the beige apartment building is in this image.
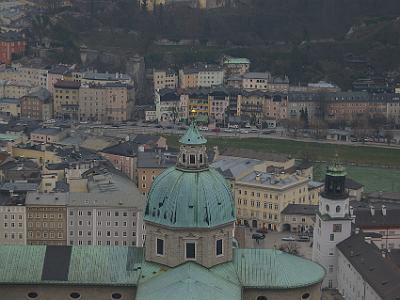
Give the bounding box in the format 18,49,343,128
242,72,289,93
25,192,68,245
0,64,48,88
153,69,178,90
238,91,288,123
0,80,33,99
54,80,80,121
235,171,310,231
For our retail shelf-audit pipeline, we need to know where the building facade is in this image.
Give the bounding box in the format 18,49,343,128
53,80,81,121
153,69,178,90
312,162,352,289
26,192,68,245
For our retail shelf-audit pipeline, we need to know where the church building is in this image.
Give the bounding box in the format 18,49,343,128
0,123,325,300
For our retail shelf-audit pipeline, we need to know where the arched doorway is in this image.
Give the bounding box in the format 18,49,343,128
252,220,258,228
282,223,291,232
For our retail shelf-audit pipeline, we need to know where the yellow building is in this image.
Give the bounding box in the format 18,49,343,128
12,145,61,166
0,98,20,117
235,171,311,231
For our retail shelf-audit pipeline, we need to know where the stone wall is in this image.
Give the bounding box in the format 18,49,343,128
0,284,136,300
243,283,322,300
145,222,234,268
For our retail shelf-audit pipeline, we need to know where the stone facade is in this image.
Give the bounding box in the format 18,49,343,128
145,222,234,268
243,285,321,300
0,285,135,300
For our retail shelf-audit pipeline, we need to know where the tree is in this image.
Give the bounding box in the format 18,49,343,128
384,131,394,145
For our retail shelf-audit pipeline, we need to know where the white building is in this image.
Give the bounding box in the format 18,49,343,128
67,167,146,247
0,202,26,245
312,162,352,289
337,233,400,299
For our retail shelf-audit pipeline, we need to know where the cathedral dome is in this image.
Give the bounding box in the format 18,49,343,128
144,122,235,228
144,166,236,228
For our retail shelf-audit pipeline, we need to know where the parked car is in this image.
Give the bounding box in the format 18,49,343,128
155,125,163,129
212,127,221,133
239,129,249,134
297,236,310,242
178,126,187,131
224,128,234,133
252,233,265,240
256,228,268,234
199,126,209,131
281,236,296,242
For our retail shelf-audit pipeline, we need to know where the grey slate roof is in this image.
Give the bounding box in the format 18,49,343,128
353,206,400,228
137,152,176,169
345,178,364,190
337,234,400,300
281,204,318,216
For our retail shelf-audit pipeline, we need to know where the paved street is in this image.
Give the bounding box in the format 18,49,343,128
241,228,313,260
76,123,400,150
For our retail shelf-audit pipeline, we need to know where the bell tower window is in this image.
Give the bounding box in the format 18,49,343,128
189,154,196,164
182,153,186,163
199,154,203,164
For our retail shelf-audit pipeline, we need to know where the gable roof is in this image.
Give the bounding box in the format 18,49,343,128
337,234,400,300
136,262,241,300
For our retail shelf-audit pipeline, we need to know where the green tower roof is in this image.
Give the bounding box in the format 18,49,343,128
326,156,347,177
144,167,236,228
178,122,207,145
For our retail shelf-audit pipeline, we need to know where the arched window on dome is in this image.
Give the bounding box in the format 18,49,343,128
301,292,311,299
256,296,267,300
182,153,186,163
336,205,341,213
199,154,203,164
189,154,196,164
326,204,330,212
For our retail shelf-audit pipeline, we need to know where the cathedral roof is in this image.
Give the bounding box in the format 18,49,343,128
144,166,235,228
0,246,325,291
178,122,207,145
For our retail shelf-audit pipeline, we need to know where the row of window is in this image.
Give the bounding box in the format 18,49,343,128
27,291,122,300
3,233,23,239
156,238,223,258
28,231,63,239
28,213,63,219
70,230,135,238
70,211,135,217
238,188,306,197
237,199,280,210
28,222,63,229
3,222,23,228
70,240,136,246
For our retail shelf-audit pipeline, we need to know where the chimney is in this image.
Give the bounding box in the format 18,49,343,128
364,236,372,244
355,228,360,234
349,206,354,217
382,251,386,258
370,206,375,216
255,173,261,182
382,205,387,216
213,146,219,160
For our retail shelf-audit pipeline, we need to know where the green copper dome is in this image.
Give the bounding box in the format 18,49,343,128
179,122,207,145
144,167,236,228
